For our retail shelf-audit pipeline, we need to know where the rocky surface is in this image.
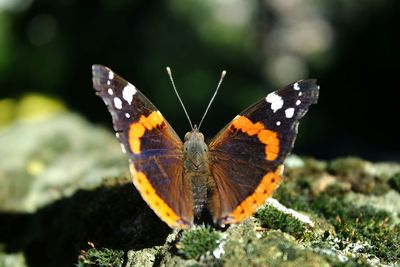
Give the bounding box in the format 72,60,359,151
0,103,399,267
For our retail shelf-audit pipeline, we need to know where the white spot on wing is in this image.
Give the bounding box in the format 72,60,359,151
107,88,113,95
285,108,295,118
113,97,122,109
299,92,302,96
125,113,130,118
107,80,111,85
120,143,126,154
122,83,136,105
293,82,300,90
296,100,301,106
276,121,281,126
266,92,284,112
108,71,114,79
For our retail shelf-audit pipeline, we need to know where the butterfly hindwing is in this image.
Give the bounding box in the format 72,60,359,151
208,80,319,225
92,65,193,228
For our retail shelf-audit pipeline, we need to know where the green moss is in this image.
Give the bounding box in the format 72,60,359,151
0,98,17,127
222,230,330,267
328,157,390,195
256,205,312,240
178,227,221,260
389,172,400,192
275,182,400,264
77,247,124,267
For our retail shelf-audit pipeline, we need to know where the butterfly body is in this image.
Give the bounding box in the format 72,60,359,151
183,130,214,219
92,65,319,229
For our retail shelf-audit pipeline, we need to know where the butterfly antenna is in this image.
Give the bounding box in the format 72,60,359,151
166,67,194,130
198,70,227,130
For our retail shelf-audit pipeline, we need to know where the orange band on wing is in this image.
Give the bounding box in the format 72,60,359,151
129,164,190,229
128,111,165,154
231,116,280,161
224,165,284,224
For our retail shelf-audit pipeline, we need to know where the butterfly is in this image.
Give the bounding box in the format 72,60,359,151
92,65,319,229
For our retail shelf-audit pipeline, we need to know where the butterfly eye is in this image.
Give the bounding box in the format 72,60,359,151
184,132,191,141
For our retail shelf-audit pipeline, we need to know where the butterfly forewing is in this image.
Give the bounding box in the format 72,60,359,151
92,65,194,229
208,80,319,225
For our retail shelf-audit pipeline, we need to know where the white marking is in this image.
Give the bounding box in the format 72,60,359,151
296,100,301,106
122,84,137,105
108,71,114,80
107,88,113,95
298,92,302,96
157,110,163,117
285,108,295,118
125,113,130,118
113,97,122,109
120,143,126,154
293,82,300,90
233,115,240,120
267,198,314,227
107,80,111,85
115,133,120,138
265,92,284,112
276,121,281,126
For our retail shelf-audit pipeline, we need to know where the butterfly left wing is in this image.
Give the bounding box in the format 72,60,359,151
92,65,194,229
208,80,319,225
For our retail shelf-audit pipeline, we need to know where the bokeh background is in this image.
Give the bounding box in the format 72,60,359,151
0,0,399,161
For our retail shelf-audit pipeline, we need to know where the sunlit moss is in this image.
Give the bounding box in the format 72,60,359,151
0,98,17,127
17,94,65,121
0,94,66,127
276,180,400,263
256,205,313,240
177,227,221,260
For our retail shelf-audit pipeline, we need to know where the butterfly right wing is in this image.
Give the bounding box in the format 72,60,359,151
208,80,319,225
92,65,193,228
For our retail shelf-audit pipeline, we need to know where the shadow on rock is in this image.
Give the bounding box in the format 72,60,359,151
0,182,171,267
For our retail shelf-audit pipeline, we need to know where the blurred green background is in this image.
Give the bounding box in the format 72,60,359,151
0,0,399,161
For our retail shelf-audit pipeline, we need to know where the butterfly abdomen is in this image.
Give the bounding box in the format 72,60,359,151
183,130,214,218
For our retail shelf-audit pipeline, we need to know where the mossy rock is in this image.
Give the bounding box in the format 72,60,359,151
1,112,400,267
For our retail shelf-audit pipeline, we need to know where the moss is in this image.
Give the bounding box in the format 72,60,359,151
389,172,400,192
0,98,17,127
328,157,390,195
275,181,400,264
177,227,221,260
77,246,124,267
256,205,312,240
222,230,330,267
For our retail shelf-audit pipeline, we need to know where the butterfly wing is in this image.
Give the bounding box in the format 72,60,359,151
92,65,193,228
208,80,319,225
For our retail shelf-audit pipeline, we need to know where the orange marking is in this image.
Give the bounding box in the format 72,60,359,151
231,116,280,161
225,165,283,224
130,164,189,229
128,111,165,154
231,116,252,132
247,122,264,136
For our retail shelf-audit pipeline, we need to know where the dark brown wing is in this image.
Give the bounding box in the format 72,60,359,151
92,65,193,228
208,80,319,225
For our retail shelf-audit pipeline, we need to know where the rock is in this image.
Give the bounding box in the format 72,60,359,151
1,112,399,267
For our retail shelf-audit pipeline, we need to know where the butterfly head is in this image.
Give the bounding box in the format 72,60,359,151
183,129,209,172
